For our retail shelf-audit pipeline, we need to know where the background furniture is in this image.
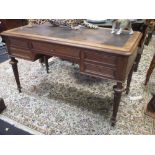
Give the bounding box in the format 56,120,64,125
147,93,155,113
144,19,155,45
0,98,6,113
0,19,27,33
145,93,155,119
1,23,142,125
145,54,155,85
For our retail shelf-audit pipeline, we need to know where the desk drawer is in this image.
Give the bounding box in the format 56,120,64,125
83,50,116,67
81,62,116,79
9,38,29,49
31,41,80,58
9,47,36,60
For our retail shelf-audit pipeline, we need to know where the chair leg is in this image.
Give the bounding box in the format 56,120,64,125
0,98,6,113
147,94,155,112
145,54,155,85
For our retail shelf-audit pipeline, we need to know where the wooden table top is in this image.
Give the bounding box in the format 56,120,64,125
1,22,142,55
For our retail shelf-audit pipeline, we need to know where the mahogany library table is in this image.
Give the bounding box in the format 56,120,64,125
1,23,142,126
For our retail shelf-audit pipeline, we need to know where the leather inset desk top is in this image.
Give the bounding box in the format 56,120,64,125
2,22,141,55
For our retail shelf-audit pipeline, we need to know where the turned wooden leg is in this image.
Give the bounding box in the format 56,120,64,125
145,54,155,85
111,82,124,126
44,55,49,73
9,57,22,93
147,94,155,113
134,32,147,72
126,63,135,94
134,47,143,72
134,53,141,72
0,98,6,113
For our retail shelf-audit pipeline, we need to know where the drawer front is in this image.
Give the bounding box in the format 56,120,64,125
83,50,117,67
8,47,36,60
80,50,118,80
31,41,80,58
81,62,116,79
9,38,29,49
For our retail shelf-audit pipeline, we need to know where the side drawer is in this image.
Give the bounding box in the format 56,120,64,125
9,38,29,49
81,62,116,79
31,41,80,59
8,47,36,60
83,50,117,67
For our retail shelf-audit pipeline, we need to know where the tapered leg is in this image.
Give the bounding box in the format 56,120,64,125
144,54,155,85
134,47,144,72
9,57,22,93
44,55,49,73
134,53,141,72
111,82,124,126
126,63,135,94
134,33,146,72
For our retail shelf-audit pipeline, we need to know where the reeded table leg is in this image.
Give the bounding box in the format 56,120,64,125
9,57,22,93
134,47,143,72
134,32,146,72
111,82,124,126
126,63,136,94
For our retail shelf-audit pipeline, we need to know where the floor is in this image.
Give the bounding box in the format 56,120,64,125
0,119,31,135
0,45,32,135
0,45,8,63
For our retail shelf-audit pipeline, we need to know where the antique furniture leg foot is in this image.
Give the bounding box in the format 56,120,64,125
9,57,22,93
144,54,155,85
0,98,6,113
44,55,49,73
111,82,124,126
126,63,135,94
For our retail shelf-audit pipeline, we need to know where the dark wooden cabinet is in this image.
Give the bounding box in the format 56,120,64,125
0,19,27,33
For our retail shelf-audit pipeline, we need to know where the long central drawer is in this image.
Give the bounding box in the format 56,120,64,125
31,41,80,59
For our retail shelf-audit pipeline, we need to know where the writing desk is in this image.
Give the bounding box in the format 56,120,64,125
1,23,142,125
